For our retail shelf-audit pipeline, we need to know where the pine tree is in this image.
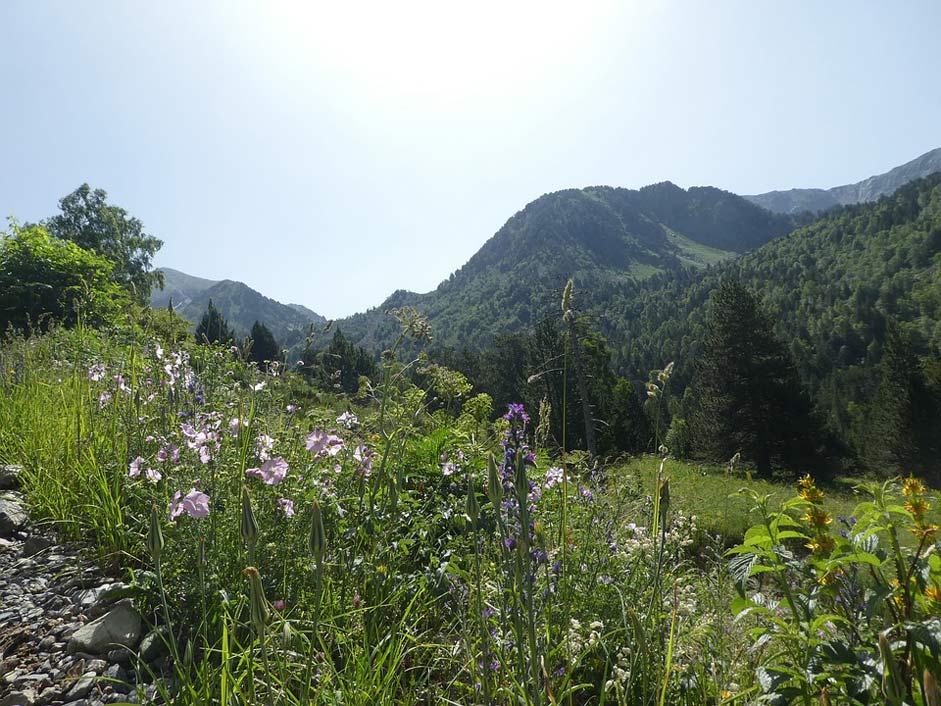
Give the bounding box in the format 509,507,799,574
689,279,820,476
195,299,234,345
248,321,281,364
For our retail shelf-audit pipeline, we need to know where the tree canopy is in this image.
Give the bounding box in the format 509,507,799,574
46,184,164,302
0,223,128,332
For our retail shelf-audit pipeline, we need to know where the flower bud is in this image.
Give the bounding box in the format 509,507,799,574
147,504,164,564
487,455,503,504
243,566,269,635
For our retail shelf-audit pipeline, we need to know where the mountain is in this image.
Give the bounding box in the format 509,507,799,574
745,147,941,214
333,183,797,352
150,267,325,347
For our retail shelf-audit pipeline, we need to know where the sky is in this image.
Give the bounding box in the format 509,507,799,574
2,1,940,318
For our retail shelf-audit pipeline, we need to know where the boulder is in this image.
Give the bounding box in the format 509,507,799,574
0,465,22,490
0,498,28,538
67,605,142,655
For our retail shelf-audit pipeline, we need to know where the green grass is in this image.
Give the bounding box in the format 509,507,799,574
616,455,869,546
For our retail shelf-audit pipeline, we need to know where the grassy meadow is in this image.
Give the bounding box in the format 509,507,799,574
2,320,941,705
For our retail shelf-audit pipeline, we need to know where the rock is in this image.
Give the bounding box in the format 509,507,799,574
65,671,96,700
0,690,36,706
103,649,131,666
21,535,53,558
137,628,169,663
67,606,142,655
0,465,21,491
0,498,28,537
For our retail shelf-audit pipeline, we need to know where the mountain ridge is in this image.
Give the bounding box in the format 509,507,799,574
745,147,941,214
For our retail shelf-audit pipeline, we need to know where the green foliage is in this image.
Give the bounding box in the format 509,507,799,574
248,320,281,365
304,328,377,394
195,299,235,345
0,222,128,332
46,183,164,302
688,279,825,477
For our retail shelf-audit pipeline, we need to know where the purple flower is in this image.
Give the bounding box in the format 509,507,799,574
87,364,106,381
256,434,276,461
245,456,289,485
441,461,458,476
277,498,295,517
502,403,530,425
545,466,564,489
272,599,285,612
481,606,495,619
504,537,517,550
169,489,211,520
286,404,297,414
145,468,162,484
353,445,373,477
128,456,145,478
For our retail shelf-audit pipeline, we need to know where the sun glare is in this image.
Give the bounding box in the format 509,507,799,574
263,1,617,107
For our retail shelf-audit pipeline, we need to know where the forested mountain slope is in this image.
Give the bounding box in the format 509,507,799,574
334,183,796,352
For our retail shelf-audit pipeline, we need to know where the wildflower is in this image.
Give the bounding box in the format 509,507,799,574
87,364,106,381
306,429,344,458
805,535,835,554
272,599,285,612
256,434,276,461
145,468,162,484
902,476,926,497
905,497,931,518
798,474,814,489
277,498,295,517
924,583,941,607
251,381,266,392
228,418,244,436
169,489,211,520
286,404,297,413
545,466,564,489
98,392,112,408
245,457,289,485
912,523,939,542
803,507,833,528
128,456,145,478
799,485,825,504
353,445,373,477
336,411,358,428
442,460,458,476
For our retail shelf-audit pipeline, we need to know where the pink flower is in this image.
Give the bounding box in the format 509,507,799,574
199,446,213,464
245,456,289,485
256,434,276,461
145,468,162,484
545,466,564,490
87,364,105,381
306,430,345,458
169,489,211,520
354,445,373,477
277,498,295,517
128,456,145,478
272,599,285,611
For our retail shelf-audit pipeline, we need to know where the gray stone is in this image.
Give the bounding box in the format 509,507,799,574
65,671,96,700
0,465,21,490
67,606,142,655
137,628,169,663
0,690,36,706
22,535,53,558
85,660,108,674
36,686,61,705
0,498,28,537
104,648,131,666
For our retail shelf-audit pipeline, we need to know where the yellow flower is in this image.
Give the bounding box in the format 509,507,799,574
805,535,835,554
902,476,926,497
905,497,930,518
799,486,825,504
803,507,833,528
925,584,941,606
911,523,939,542
797,474,814,489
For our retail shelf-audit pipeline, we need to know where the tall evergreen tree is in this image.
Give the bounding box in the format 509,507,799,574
196,299,234,345
689,279,821,476
248,321,281,364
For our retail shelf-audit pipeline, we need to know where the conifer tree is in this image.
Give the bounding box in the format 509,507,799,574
195,299,234,345
689,279,820,476
248,321,281,364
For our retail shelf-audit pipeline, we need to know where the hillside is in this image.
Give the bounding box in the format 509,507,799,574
745,147,941,214
150,267,325,347
334,183,796,351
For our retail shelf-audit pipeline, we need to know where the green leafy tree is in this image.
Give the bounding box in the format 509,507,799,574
689,279,822,476
248,321,281,365
0,223,128,332
46,184,164,302
196,299,235,346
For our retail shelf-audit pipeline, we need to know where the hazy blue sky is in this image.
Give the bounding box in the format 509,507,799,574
2,1,939,318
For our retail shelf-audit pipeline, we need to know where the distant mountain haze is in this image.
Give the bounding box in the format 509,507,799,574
745,147,941,214
150,267,325,348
